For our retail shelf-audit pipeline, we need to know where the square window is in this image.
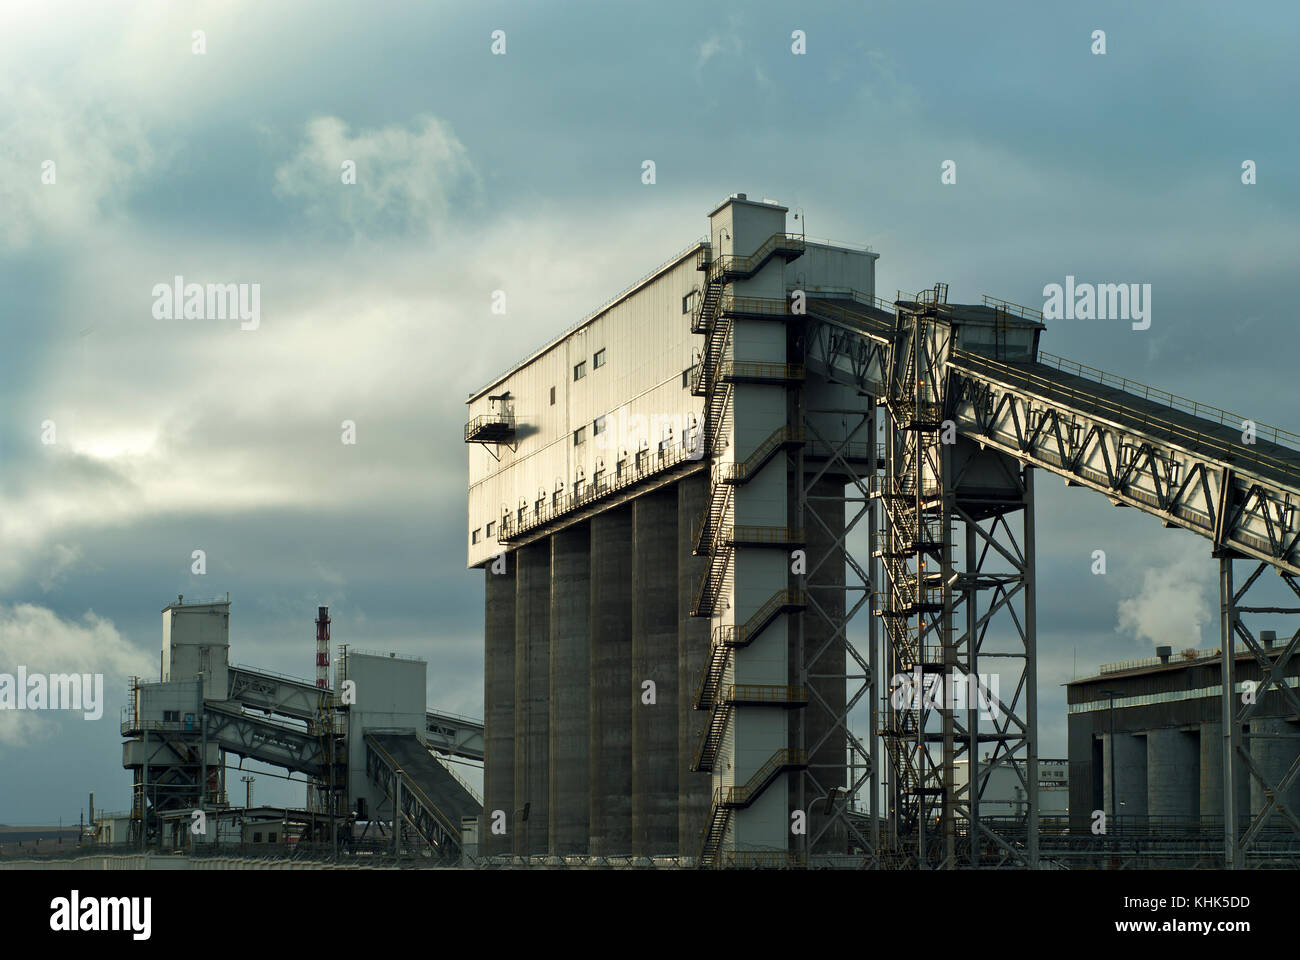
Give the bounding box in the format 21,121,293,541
549,386,556,405
574,361,586,381
471,529,480,544
574,426,586,445
593,348,606,369
593,415,606,436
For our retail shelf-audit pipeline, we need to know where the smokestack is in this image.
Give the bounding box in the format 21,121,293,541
1156,646,1171,664
315,606,331,690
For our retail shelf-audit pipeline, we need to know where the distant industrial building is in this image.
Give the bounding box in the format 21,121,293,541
118,595,483,860
1067,636,1300,835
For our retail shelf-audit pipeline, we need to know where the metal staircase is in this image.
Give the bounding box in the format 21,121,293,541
692,589,808,772
698,748,808,868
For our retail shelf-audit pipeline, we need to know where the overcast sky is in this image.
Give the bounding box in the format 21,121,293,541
1,0,1297,824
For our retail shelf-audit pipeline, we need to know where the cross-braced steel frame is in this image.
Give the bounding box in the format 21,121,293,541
876,289,1038,868
792,398,880,865
1218,557,1300,867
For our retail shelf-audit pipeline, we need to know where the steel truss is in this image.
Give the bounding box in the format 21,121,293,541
876,288,1038,868
1218,557,1300,867
792,400,879,865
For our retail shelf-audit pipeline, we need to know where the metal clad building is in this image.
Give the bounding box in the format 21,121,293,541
467,195,878,863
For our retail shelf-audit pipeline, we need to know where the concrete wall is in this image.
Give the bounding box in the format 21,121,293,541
481,562,515,855
1104,731,1148,820
589,507,634,855
548,526,590,854
1146,728,1198,822
513,542,550,856
631,488,679,856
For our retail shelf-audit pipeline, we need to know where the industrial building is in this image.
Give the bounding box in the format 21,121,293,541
1068,638,1300,835
468,193,1300,869
119,595,484,860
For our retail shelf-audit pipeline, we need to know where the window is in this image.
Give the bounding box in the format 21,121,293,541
536,496,546,515
616,458,625,479
550,386,556,405
593,415,607,436
593,469,606,494
574,426,586,445
268,832,278,843
518,505,526,526
682,290,698,314
682,368,690,388
163,710,179,723
253,832,263,843
471,529,480,545
486,521,494,538
593,348,606,369
574,361,586,381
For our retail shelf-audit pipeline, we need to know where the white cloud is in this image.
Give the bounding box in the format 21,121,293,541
273,115,479,239
0,604,152,746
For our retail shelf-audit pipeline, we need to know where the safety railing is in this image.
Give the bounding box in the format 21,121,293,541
725,684,808,705
982,295,1044,321
719,360,806,383
703,232,805,283
721,748,807,807
497,437,705,542
1036,350,1300,451
951,349,1300,483
720,425,805,483
464,412,516,443
722,525,805,547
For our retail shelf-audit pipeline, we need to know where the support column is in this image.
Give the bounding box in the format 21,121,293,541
482,559,516,858
1219,556,1241,868
678,473,711,859
549,525,591,855
632,487,679,857
590,506,633,856
1104,731,1148,823
1147,728,1198,824
1023,466,1039,868
514,540,550,857
799,473,848,855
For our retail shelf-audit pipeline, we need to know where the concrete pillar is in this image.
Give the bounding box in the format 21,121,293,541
513,541,550,857
1103,731,1147,823
482,559,515,858
1146,728,1198,825
678,473,711,859
1249,717,1300,819
632,487,679,857
794,473,848,854
549,525,590,855
589,506,634,856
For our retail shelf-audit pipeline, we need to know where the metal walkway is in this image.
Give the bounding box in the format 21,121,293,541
228,664,485,760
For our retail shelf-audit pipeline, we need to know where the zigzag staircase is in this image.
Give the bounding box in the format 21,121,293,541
698,748,808,868
692,588,808,773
